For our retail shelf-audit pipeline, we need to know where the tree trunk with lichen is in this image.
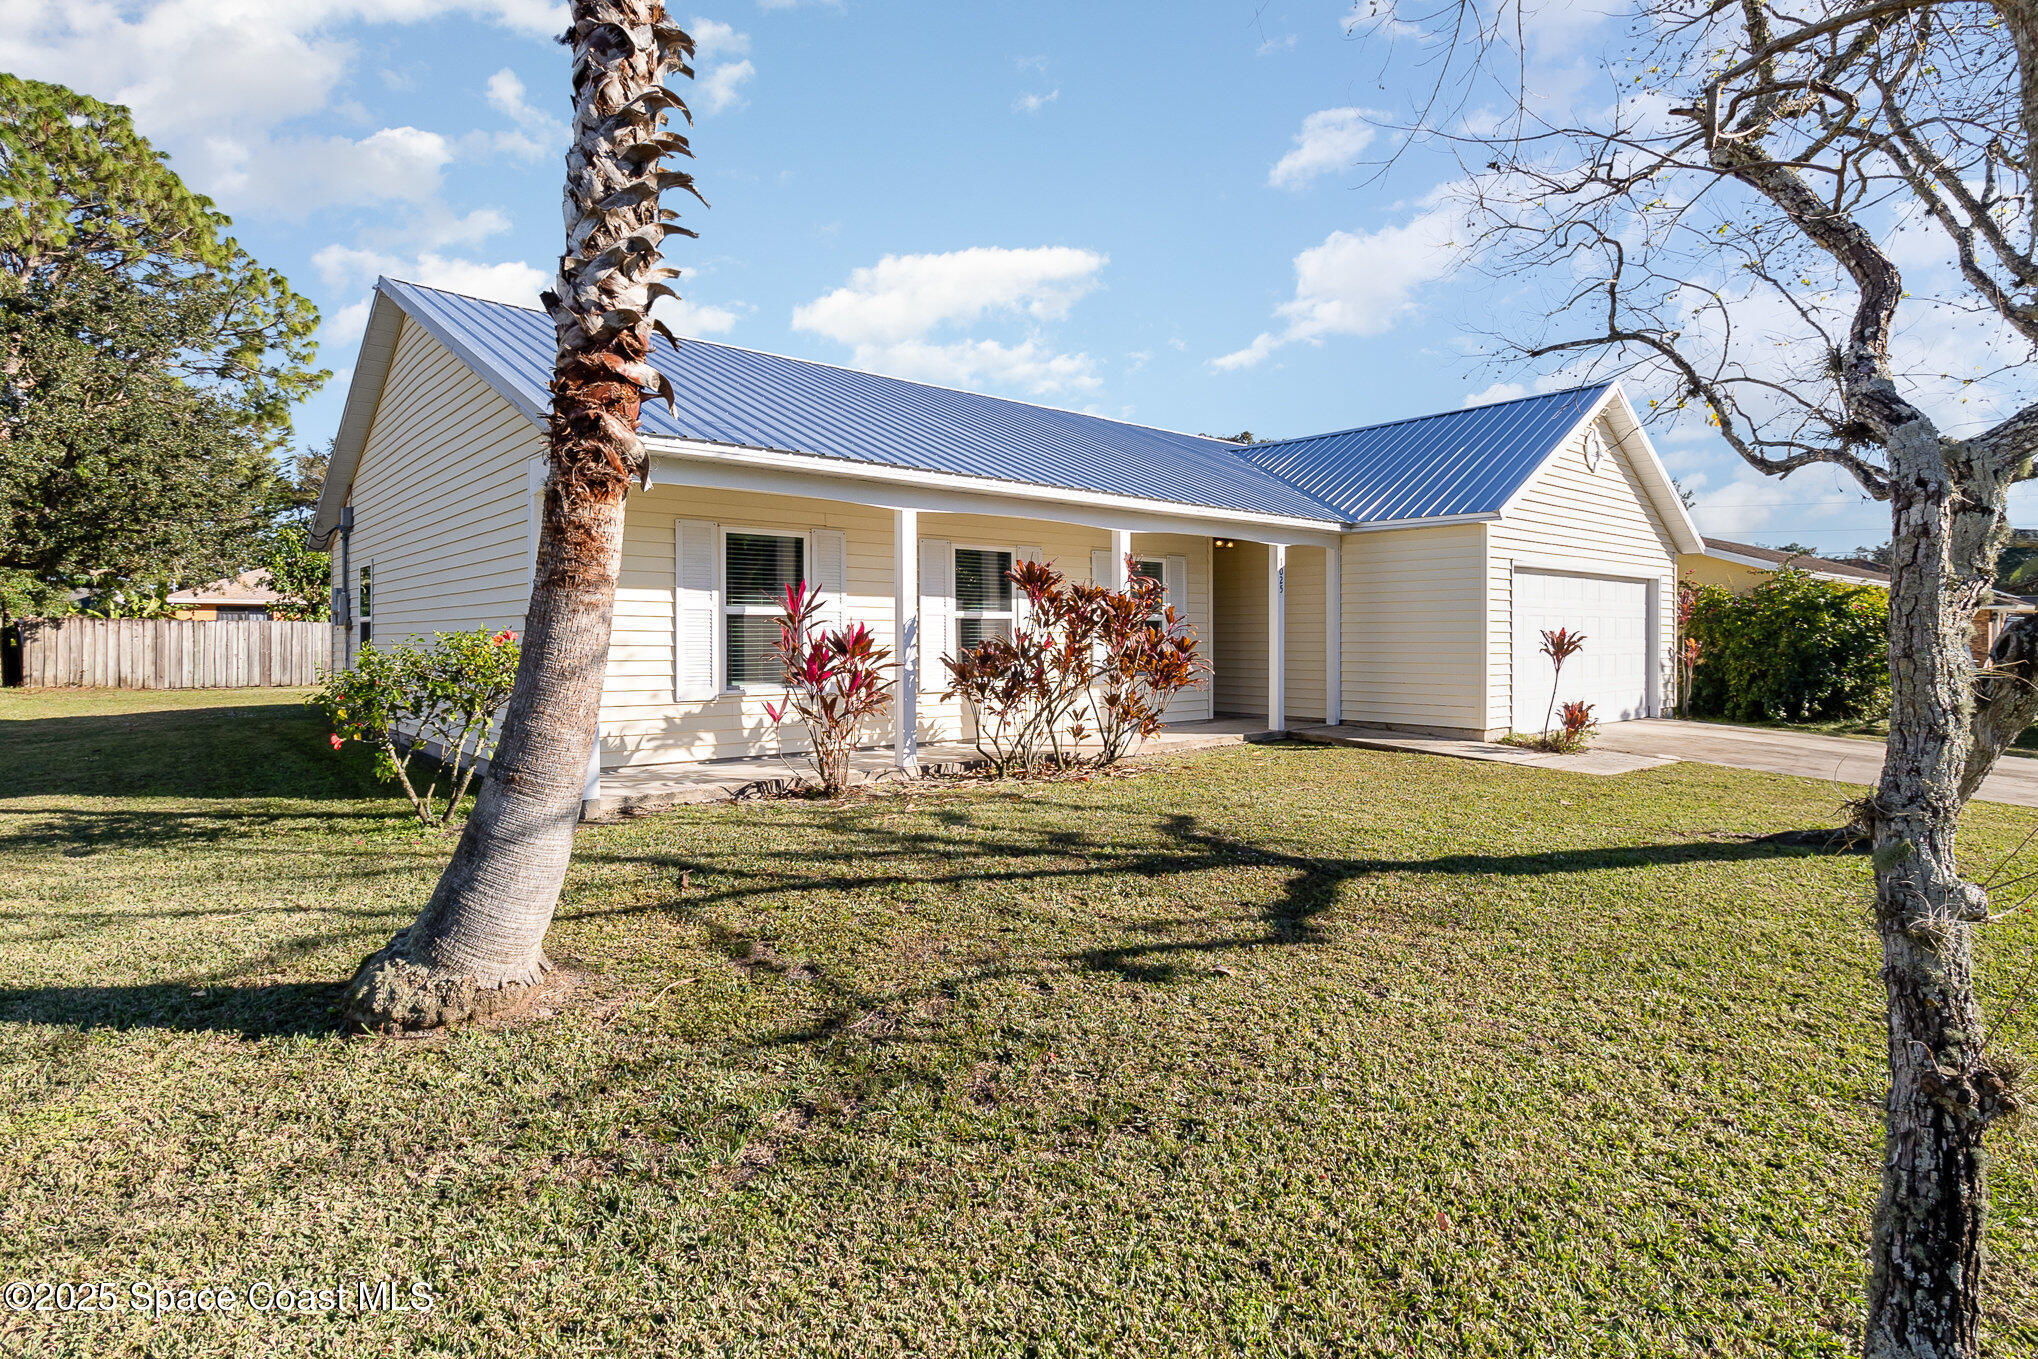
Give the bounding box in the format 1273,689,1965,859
1863,425,2021,1359
342,0,696,1033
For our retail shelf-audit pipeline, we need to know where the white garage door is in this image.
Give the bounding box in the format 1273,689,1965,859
1512,571,1652,732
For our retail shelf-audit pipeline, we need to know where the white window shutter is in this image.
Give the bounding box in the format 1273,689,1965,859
1013,544,1043,631
919,538,954,693
1164,554,1188,621
1090,548,1111,587
811,528,848,635
674,518,720,701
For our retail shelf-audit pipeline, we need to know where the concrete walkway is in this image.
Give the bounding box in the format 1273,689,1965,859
1592,718,2038,809
1292,724,1675,776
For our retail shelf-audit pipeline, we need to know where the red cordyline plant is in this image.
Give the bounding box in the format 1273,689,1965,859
761,580,893,795
1675,581,1703,718
1538,626,1587,739
1556,699,1598,749
942,557,1206,776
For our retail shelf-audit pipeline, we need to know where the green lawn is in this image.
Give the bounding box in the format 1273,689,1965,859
2,688,2035,1357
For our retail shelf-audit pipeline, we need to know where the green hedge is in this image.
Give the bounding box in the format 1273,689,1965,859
1684,570,1888,723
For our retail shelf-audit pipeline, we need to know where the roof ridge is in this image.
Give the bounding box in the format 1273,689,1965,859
380,276,1244,449
1240,381,1613,451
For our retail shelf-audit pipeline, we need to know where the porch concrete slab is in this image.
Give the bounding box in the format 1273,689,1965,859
585,716,1280,818
1292,724,1676,776
1590,718,2038,808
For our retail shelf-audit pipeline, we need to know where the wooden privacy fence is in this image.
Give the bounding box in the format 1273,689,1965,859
15,618,332,689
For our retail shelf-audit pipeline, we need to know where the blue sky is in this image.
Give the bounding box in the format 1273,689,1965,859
10,0,2030,551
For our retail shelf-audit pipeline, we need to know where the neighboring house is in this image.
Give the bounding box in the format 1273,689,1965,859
308,278,1702,789
1682,538,2031,662
166,569,282,621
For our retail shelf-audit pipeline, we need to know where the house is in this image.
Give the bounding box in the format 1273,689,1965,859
1683,537,2031,662
308,278,1702,791
166,569,283,621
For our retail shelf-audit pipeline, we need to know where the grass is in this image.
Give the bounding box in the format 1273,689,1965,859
2,687,2036,1357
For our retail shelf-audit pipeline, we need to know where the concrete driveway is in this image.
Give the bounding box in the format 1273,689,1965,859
1593,719,2038,808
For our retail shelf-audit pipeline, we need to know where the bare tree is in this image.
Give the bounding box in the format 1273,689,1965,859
1348,2,2031,1353
343,0,698,1032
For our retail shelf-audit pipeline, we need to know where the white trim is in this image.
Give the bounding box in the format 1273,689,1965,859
952,542,1020,647
523,455,548,594
1267,543,1287,733
720,524,811,694
309,292,410,548
1325,542,1343,727
894,508,919,772
1697,545,1887,589
646,441,1347,545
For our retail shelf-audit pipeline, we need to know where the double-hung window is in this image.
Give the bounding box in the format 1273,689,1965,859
724,531,803,688
1130,557,1166,627
955,547,1015,648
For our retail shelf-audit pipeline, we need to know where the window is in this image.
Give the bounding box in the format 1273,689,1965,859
955,547,1015,648
1130,557,1165,627
724,531,803,688
357,564,373,643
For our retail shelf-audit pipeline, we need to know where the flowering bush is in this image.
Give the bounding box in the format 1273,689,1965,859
941,557,1206,775
317,627,521,825
762,581,893,794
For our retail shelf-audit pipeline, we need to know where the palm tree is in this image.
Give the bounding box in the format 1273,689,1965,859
342,0,698,1031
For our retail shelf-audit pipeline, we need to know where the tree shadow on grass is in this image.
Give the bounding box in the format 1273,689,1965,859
0,701,377,802
0,980,347,1038
582,804,1839,1046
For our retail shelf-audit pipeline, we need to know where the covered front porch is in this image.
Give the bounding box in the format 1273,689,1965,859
580,443,1348,789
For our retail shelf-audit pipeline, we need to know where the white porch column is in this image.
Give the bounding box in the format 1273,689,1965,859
1108,527,1132,587
1268,543,1287,733
1324,542,1343,727
894,507,920,771
581,726,603,807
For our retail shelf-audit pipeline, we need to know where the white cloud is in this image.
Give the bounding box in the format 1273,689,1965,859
793,246,1108,395
485,66,568,161
201,125,456,217
1463,381,1527,407
1269,108,1378,189
690,17,755,113
653,294,743,337
1257,33,1299,55
1013,88,1060,114
1214,200,1467,369
313,245,549,309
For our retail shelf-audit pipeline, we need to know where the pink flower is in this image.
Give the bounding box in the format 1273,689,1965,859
329,733,344,750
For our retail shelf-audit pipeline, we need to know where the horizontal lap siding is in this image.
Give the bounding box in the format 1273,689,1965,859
1213,543,1267,717
603,496,1223,768
1484,417,1677,734
1341,524,1487,734
346,320,540,659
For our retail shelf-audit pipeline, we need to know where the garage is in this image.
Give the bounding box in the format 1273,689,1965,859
1512,570,1653,732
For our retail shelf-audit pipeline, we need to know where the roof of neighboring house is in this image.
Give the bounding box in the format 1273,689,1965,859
313,277,1702,548
166,569,282,607
1695,538,2030,608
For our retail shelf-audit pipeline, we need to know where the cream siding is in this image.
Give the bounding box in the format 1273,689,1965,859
342,319,540,662
1126,532,1216,723
604,492,1220,767
1339,523,1489,735
1213,542,1268,718
1484,415,1678,735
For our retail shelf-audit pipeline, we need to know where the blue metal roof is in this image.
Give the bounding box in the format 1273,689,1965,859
1237,384,1615,522
380,278,1607,526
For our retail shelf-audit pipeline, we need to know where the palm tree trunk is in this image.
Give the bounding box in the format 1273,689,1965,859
343,0,697,1032
1862,432,2019,1358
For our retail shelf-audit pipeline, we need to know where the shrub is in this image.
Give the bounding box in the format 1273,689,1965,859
317,628,521,825
1683,570,1888,722
761,580,894,795
941,557,1206,775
